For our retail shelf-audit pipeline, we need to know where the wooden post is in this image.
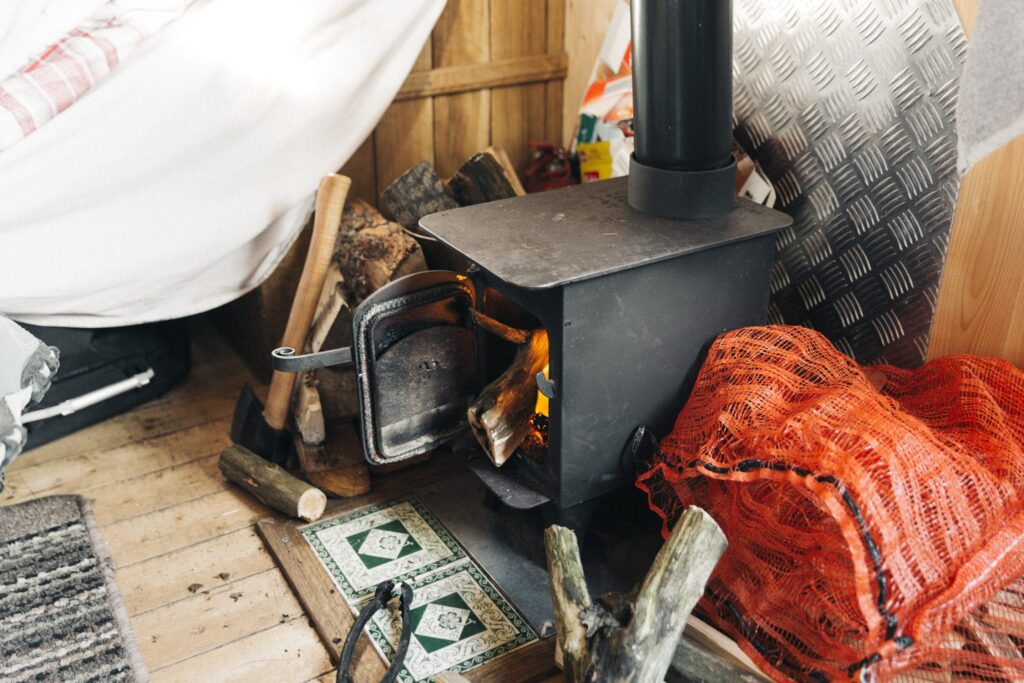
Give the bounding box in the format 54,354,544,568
544,507,728,683
544,525,593,683
219,445,327,522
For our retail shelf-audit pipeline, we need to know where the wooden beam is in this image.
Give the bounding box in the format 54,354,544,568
396,54,568,101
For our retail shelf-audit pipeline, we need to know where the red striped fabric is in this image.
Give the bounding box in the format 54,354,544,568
0,2,192,153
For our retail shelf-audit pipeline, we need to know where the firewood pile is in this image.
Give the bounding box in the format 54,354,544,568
221,146,536,513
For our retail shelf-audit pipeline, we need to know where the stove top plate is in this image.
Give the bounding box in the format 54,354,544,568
419,176,791,290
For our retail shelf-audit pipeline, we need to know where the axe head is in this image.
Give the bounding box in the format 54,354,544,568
230,383,294,467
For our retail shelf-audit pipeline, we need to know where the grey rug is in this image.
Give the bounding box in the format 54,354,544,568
0,496,148,682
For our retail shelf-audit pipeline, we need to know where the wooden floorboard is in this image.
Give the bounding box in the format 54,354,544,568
2,321,333,681
2,320,563,681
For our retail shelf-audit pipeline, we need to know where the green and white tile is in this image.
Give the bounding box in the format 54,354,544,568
304,496,466,605
366,560,537,682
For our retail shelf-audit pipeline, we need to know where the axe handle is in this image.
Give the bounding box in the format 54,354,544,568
264,174,351,431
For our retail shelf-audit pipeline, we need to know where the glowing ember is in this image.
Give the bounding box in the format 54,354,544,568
520,413,548,462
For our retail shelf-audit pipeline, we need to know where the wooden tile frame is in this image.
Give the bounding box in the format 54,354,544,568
256,456,558,683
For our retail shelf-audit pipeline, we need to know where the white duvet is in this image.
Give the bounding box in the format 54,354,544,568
0,0,446,326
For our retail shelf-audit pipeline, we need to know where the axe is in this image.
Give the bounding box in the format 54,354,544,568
230,174,351,465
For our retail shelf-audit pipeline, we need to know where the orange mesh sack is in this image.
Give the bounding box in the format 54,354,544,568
636,325,1024,682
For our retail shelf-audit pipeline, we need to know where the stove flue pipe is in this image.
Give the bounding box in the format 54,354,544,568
627,0,737,220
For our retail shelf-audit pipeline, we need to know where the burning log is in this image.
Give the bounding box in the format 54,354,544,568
544,507,728,683
466,310,548,467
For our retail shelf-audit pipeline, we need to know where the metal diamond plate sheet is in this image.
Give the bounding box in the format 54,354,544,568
733,0,967,366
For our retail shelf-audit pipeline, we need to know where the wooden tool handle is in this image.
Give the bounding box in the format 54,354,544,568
263,174,351,430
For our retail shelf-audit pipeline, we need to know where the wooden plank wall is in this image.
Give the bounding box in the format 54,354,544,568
216,1,566,375
562,0,621,146
340,0,567,205
928,0,1024,366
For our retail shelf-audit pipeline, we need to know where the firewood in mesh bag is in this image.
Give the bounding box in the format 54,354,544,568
637,325,1024,682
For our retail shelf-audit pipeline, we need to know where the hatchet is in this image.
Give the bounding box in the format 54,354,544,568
230,174,351,466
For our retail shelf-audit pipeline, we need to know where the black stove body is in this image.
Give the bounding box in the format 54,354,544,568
330,176,789,517
282,0,792,517
419,179,788,511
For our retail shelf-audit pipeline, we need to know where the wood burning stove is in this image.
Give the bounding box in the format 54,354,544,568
275,176,789,521
275,0,792,520
415,179,789,512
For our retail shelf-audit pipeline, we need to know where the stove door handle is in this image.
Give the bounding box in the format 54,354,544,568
536,371,556,398
271,346,353,373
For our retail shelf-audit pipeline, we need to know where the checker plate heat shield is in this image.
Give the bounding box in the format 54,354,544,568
733,0,967,366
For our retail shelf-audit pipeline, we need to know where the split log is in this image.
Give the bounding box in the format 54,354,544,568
293,374,326,446
219,444,327,522
447,146,526,205
293,260,344,446
545,507,728,683
292,258,346,450
486,146,528,196
334,200,427,306
296,419,370,498
291,259,370,498
307,261,348,357
467,314,548,467
380,161,458,232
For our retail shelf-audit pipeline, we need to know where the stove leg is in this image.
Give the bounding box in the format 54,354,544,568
541,498,601,540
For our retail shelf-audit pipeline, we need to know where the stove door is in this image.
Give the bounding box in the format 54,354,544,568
352,271,480,464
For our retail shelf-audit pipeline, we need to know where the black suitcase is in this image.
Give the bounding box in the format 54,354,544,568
19,321,191,449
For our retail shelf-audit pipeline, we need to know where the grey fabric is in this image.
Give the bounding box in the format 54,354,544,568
21,341,59,403
956,0,1024,173
0,315,59,491
0,496,148,682
0,399,26,487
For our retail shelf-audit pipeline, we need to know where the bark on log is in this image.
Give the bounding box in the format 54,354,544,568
544,525,593,683
380,161,459,231
220,445,327,521
334,200,427,306
544,507,728,683
296,419,370,498
467,325,548,467
486,146,528,196
668,636,767,683
447,147,526,205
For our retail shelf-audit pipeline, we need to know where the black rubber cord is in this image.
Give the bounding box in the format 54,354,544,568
337,581,414,683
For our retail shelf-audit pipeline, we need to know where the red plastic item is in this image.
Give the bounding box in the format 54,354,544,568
524,141,576,193
637,325,1024,682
